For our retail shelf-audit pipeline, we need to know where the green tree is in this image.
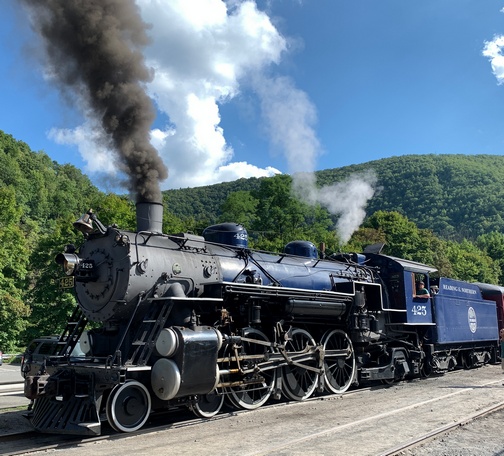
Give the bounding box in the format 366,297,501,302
219,190,258,228
249,174,335,252
0,186,32,350
344,227,386,254
444,239,499,283
163,154,504,243
23,214,82,344
476,231,504,284
91,193,136,230
363,211,423,259
352,210,499,283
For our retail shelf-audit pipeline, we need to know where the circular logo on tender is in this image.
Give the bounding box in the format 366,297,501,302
468,307,477,333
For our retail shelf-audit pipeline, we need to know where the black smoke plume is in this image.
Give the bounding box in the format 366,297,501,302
21,0,168,202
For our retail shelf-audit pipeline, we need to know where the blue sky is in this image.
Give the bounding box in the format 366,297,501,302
2,0,504,195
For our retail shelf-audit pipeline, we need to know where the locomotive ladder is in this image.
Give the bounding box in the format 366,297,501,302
126,297,175,366
57,305,88,357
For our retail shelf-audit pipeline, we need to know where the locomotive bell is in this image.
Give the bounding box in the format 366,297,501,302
73,212,94,233
73,209,107,235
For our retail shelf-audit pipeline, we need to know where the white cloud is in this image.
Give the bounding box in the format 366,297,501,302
48,122,117,174
215,161,280,181
483,35,504,84
136,0,288,189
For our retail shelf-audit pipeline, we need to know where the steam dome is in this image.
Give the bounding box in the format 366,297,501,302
284,241,318,259
203,223,248,248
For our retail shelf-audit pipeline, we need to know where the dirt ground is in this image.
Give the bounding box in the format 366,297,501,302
400,406,504,456
3,365,504,455
0,407,33,435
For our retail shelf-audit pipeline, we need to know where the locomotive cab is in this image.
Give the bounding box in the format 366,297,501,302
351,254,438,382
364,253,437,326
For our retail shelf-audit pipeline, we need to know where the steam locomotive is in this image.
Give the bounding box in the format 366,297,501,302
22,201,502,436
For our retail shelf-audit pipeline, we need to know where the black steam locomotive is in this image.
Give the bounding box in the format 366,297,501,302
22,202,501,435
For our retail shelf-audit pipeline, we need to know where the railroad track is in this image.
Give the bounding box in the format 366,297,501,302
379,401,504,456
7,399,503,456
0,382,24,394
239,377,504,456
0,405,263,456
0,384,387,456
2,369,503,455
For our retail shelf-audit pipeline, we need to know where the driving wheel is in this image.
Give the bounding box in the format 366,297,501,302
281,328,318,401
321,329,355,394
226,327,276,410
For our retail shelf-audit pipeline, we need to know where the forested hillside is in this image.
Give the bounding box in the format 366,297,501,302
164,177,263,228
166,154,504,240
0,131,135,351
2,128,504,352
0,131,100,351
319,154,504,239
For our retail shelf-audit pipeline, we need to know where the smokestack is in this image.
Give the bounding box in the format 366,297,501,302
136,201,163,233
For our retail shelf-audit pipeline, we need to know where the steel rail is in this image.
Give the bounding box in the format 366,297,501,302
241,378,504,456
378,400,504,456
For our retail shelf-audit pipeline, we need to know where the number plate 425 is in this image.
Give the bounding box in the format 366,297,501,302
59,276,75,288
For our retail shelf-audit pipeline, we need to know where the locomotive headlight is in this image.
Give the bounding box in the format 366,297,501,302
55,253,81,276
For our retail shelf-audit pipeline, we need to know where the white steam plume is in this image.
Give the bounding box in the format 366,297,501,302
254,75,377,244
313,171,378,244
